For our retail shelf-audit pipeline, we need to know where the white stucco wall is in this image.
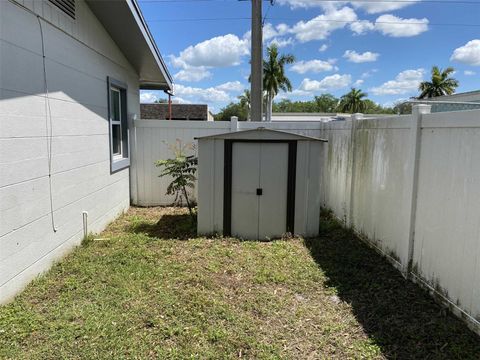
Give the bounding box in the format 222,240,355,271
0,0,140,302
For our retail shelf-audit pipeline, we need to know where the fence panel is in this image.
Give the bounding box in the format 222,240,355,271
132,120,230,206
132,120,322,206
131,111,480,335
320,109,480,335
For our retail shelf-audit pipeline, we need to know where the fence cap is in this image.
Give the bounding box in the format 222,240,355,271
194,127,328,142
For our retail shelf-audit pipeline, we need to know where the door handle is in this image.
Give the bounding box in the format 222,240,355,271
256,188,263,196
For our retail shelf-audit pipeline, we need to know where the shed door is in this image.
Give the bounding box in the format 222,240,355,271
231,142,289,240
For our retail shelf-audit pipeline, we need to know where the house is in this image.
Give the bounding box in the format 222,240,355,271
402,90,480,113
271,112,344,122
271,112,396,122
141,103,213,121
425,90,480,112
0,0,172,303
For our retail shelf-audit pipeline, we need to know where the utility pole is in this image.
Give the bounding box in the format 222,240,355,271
250,0,263,122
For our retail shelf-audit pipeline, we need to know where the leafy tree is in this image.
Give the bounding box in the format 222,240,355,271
237,90,251,120
363,99,396,114
393,101,413,114
418,66,459,99
337,88,368,113
156,141,197,220
273,99,317,113
263,44,295,121
154,98,169,103
214,102,248,121
314,94,339,112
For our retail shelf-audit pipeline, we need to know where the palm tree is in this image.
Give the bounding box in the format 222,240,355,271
237,90,251,120
263,44,295,121
418,66,459,99
338,88,368,113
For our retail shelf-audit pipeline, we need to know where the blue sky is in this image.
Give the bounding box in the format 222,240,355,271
138,0,480,112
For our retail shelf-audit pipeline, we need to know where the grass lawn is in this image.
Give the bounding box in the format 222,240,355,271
1,207,479,359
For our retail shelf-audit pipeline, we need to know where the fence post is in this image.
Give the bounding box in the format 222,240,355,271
230,116,238,132
346,113,363,227
405,104,431,277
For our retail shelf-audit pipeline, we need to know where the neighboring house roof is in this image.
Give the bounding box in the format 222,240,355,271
406,90,480,113
271,113,343,122
195,128,328,142
86,0,172,91
426,90,480,103
141,103,209,120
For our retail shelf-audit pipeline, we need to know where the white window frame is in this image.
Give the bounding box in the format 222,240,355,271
108,77,130,173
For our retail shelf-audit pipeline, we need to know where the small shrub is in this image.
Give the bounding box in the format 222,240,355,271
155,140,198,221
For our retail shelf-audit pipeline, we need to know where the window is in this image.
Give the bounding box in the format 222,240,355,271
108,77,129,172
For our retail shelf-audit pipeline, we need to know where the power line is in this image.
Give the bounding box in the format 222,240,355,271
145,16,480,27
262,0,275,26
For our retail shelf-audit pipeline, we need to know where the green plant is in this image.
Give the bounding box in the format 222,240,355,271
337,88,368,113
418,66,459,99
155,141,198,219
263,44,296,121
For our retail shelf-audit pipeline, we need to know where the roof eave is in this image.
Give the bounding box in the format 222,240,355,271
127,0,173,90
86,0,173,92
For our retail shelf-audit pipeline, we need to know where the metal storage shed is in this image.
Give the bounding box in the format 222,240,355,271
196,128,327,240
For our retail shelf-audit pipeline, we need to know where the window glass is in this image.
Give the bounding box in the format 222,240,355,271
108,77,129,172
110,89,120,121
112,124,121,156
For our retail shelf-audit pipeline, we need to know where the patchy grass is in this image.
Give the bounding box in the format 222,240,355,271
0,207,479,359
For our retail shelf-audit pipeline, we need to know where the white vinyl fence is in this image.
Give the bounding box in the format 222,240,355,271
131,108,480,335
320,107,480,335
131,119,322,206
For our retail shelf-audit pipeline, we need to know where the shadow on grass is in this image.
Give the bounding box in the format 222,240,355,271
305,211,480,360
129,213,197,240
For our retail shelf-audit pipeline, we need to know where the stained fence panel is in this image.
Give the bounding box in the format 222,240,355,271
132,112,480,335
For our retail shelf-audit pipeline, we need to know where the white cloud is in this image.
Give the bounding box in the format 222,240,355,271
299,74,352,91
216,81,245,92
174,68,211,82
262,23,279,40
173,81,246,105
349,20,375,35
451,40,480,66
171,34,249,69
370,69,425,95
319,44,328,52
464,70,476,76
140,92,160,103
277,0,420,14
291,59,337,74
354,79,364,87
375,14,429,37
352,0,421,14
268,37,295,48
361,69,378,78
269,7,427,42
243,23,293,48
290,7,358,42
173,97,191,104
174,84,231,103
343,50,379,63
276,0,322,9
